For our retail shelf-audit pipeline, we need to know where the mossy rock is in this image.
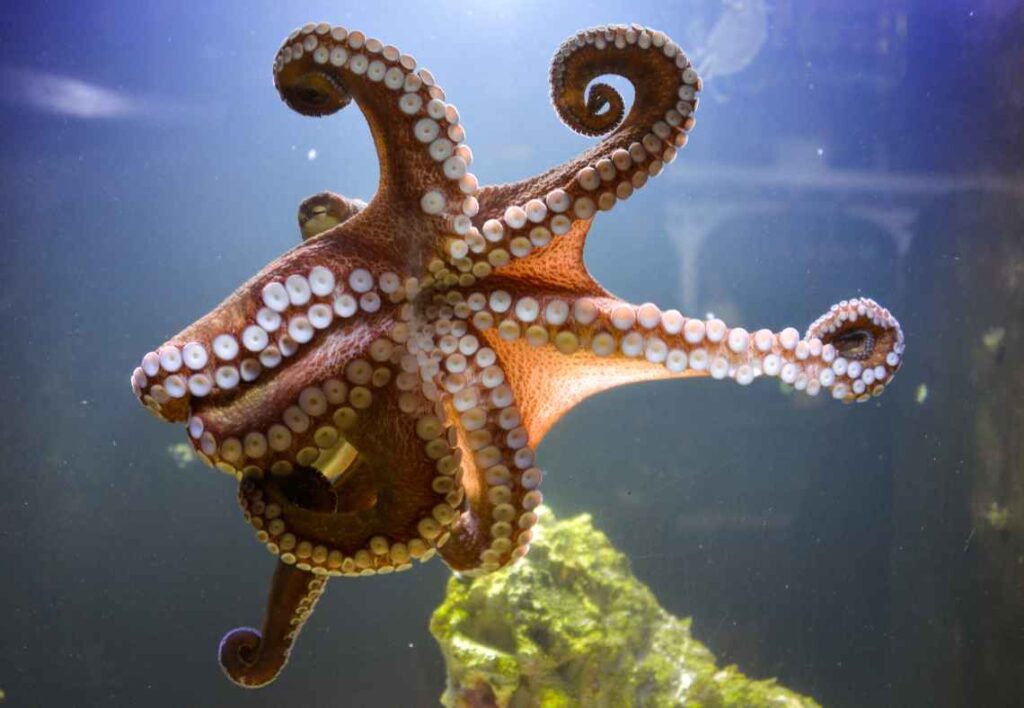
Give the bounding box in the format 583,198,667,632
430,508,819,708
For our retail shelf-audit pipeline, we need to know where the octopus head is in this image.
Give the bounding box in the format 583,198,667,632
807,297,905,402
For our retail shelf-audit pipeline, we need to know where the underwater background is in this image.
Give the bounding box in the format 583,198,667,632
1,0,1022,705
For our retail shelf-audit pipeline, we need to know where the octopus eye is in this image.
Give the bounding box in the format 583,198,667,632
831,328,875,361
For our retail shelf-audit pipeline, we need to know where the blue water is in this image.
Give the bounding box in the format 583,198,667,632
2,1,1020,706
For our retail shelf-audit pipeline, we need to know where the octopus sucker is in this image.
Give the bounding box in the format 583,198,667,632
130,21,905,687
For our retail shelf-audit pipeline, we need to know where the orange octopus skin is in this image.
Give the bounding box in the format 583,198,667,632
128,21,906,688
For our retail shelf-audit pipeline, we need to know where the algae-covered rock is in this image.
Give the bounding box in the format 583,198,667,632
430,508,819,708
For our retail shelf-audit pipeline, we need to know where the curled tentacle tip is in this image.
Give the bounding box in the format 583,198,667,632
274,48,354,117
549,24,698,138
583,82,626,134
218,626,278,689
552,75,627,138
808,297,905,402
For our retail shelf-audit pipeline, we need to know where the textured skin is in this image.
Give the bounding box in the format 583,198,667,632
129,22,905,688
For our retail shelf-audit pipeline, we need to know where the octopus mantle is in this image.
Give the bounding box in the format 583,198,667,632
129,21,905,688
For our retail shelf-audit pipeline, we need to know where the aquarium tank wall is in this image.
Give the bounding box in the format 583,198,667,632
0,1,1021,706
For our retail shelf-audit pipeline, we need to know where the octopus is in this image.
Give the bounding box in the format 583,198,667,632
129,22,905,688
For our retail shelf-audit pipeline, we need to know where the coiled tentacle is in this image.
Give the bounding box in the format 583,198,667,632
272,23,480,263
218,561,328,688
454,24,699,279
549,24,692,139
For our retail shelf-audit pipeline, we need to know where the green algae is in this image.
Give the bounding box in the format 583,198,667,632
430,508,819,708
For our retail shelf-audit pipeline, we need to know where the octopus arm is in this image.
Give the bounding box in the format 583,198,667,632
432,338,543,576
219,561,327,688
234,374,465,562
222,378,470,670
435,282,905,576
433,293,699,575
465,276,907,444
465,24,698,273
273,26,474,260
